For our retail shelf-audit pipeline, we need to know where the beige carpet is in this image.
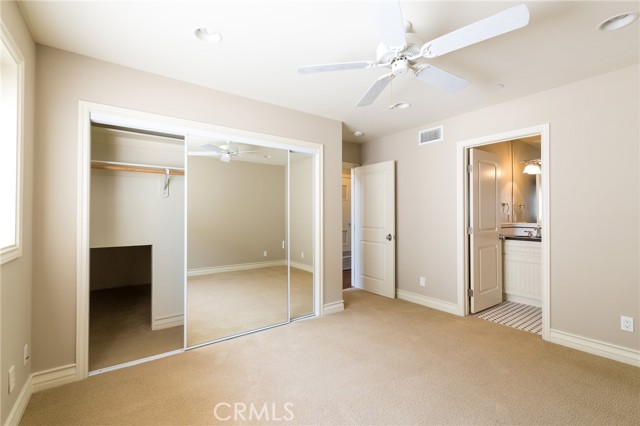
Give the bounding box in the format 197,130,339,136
89,285,183,371
187,266,314,347
23,289,640,425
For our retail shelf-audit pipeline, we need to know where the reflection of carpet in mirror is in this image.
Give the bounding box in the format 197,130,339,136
187,266,313,347
89,284,183,371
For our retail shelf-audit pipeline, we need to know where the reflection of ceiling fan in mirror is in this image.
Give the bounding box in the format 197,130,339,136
197,142,258,163
297,1,529,106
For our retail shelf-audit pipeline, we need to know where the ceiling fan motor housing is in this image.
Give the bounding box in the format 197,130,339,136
391,59,409,76
376,32,424,65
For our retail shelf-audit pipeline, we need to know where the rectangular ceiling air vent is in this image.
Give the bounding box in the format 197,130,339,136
418,126,444,145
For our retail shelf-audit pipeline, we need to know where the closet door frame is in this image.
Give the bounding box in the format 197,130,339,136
76,102,323,380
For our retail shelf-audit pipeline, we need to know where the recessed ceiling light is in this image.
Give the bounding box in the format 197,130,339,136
598,12,639,31
353,131,364,137
389,102,411,110
195,27,222,43
492,83,505,90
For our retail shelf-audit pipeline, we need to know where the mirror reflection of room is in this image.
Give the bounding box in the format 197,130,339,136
186,140,314,347
89,124,185,371
289,151,315,319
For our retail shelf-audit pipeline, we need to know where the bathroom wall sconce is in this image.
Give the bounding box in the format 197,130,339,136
521,159,542,175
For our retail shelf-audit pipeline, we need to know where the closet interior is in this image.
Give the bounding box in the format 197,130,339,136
89,124,185,371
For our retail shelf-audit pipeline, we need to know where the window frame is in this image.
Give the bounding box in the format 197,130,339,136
0,21,25,265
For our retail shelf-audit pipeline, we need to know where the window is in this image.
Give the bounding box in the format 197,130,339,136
0,23,24,264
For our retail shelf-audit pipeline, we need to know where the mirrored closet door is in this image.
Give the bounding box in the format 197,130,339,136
185,138,315,347
289,151,315,320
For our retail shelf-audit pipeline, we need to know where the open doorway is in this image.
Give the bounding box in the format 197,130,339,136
342,163,358,289
457,124,550,339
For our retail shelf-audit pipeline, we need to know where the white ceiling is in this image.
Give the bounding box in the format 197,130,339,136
17,1,640,143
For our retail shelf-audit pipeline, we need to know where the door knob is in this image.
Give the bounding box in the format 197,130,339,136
386,234,393,241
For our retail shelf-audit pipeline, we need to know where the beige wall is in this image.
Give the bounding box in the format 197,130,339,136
187,157,286,269
32,45,343,373
362,65,640,351
0,1,35,423
342,141,361,165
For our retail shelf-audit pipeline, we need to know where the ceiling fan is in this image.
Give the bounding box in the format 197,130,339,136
297,1,530,107
195,142,258,163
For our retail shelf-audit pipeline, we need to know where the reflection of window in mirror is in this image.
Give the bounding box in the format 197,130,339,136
0,28,24,264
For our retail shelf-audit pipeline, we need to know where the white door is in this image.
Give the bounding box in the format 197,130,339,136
469,148,502,313
353,161,395,298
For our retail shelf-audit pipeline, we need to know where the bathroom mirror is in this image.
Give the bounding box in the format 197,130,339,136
476,136,541,224
185,138,316,347
511,139,541,223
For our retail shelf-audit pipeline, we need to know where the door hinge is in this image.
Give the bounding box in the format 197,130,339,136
469,288,474,297
466,164,473,173
467,226,473,235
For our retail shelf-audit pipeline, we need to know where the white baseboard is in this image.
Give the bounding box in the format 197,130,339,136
290,261,314,273
322,300,344,315
3,375,32,426
188,260,285,276
504,293,542,307
3,364,77,426
32,364,77,393
396,289,460,316
152,314,184,331
548,329,640,367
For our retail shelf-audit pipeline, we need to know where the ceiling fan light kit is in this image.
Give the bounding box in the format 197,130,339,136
297,1,530,107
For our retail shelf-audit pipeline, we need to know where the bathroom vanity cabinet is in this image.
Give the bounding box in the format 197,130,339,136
503,239,542,307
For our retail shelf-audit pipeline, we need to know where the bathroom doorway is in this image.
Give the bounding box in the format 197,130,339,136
456,124,550,339
342,162,358,289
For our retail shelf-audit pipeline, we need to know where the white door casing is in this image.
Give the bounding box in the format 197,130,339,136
469,148,502,313
353,161,396,298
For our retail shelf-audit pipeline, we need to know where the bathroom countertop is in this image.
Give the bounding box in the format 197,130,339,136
503,236,542,242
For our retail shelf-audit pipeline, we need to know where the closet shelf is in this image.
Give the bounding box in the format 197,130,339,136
91,160,185,176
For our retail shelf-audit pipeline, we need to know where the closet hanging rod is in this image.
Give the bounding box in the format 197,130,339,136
91,160,185,175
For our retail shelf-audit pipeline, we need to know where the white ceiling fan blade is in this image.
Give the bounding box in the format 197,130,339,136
297,61,375,74
368,0,407,51
421,4,530,58
414,64,469,93
357,73,395,107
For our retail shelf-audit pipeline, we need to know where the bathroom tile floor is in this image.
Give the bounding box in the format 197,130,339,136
474,301,542,335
